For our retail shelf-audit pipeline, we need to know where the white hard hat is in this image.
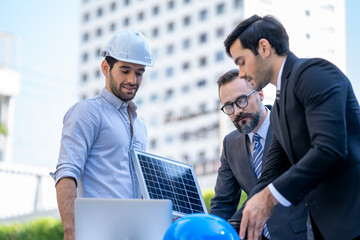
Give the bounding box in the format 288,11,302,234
101,29,154,67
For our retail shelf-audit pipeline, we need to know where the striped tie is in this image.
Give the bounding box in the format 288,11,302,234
253,133,271,239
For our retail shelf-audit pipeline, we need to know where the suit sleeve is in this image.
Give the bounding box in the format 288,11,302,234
273,59,349,205
210,136,241,220
230,134,291,220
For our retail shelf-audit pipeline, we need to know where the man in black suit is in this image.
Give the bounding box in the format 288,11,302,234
224,15,360,240
210,69,307,239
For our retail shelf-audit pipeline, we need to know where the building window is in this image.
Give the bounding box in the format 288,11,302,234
183,39,191,49
109,22,116,32
96,8,103,17
82,33,89,42
216,3,225,14
150,139,157,148
152,5,159,15
166,44,174,55
165,89,174,100
165,135,174,143
305,10,310,16
135,98,143,107
150,71,159,80
216,27,224,38
199,9,207,21
181,131,191,141
183,16,191,26
95,48,101,57
137,11,145,21
110,2,117,11
182,62,190,70
82,52,88,62
199,103,207,113
198,151,206,161
152,27,159,37
305,33,311,39
199,33,207,43
152,48,159,59
182,84,190,93
234,0,243,8
95,69,101,78
96,28,102,37
124,0,130,6
83,13,90,22
197,79,207,87
215,51,224,62
167,22,175,32
124,17,130,26
182,154,189,162
167,0,175,9
184,0,191,4
166,67,174,77
150,94,158,102
82,73,88,82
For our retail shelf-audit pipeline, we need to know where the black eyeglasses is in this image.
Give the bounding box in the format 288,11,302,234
220,90,256,115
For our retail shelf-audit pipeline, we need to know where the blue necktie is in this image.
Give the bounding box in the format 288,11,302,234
253,133,271,239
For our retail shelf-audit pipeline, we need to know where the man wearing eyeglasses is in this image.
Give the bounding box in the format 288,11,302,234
210,69,307,240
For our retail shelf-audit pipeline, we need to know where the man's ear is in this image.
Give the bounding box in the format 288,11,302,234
258,38,271,57
257,90,264,101
101,60,110,75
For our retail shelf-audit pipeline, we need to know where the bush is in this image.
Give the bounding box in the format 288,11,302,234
0,218,63,240
202,188,248,212
0,191,247,239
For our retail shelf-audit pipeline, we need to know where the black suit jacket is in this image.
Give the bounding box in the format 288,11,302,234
210,113,308,239
253,54,360,240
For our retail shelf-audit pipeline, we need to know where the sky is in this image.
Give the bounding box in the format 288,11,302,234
0,0,79,167
0,0,359,168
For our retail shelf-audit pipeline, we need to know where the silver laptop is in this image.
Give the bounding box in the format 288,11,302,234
75,198,172,240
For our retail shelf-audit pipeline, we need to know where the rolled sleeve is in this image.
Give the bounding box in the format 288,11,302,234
51,101,100,187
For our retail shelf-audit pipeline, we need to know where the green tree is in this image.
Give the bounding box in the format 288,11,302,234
0,122,7,136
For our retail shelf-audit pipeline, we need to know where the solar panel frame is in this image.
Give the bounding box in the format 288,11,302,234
131,149,208,218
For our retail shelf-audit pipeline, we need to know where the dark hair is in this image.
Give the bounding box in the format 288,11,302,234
224,14,290,57
105,56,119,70
217,69,239,89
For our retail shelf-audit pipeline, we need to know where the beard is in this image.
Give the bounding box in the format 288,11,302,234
109,72,138,101
233,96,263,134
250,55,274,91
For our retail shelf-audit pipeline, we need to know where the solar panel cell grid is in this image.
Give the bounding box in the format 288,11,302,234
132,150,207,216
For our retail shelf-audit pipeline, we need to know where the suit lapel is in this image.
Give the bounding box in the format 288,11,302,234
235,133,258,186
276,54,299,163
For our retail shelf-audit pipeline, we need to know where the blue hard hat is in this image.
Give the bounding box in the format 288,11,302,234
163,213,240,240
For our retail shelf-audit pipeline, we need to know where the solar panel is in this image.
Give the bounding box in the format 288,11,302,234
131,149,208,218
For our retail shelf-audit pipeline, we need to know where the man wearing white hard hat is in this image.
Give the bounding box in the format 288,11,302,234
51,29,154,240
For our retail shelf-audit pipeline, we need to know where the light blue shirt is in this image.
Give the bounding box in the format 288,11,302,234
51,88,147,199
248,107,271,155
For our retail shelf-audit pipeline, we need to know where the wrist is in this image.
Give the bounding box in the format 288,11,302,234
265,186,278,206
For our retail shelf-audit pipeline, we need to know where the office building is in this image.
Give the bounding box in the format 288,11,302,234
79,0,346,176
0,33,20,163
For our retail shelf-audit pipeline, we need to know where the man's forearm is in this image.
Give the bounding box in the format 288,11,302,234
56,177,77,240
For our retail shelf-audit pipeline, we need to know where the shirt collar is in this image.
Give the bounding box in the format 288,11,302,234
248,107,271,144
100,88,137,113
276,58,287,92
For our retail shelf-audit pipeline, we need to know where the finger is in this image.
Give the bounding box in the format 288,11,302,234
247,221,256,240
239,214,249,239
254,220,264,240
